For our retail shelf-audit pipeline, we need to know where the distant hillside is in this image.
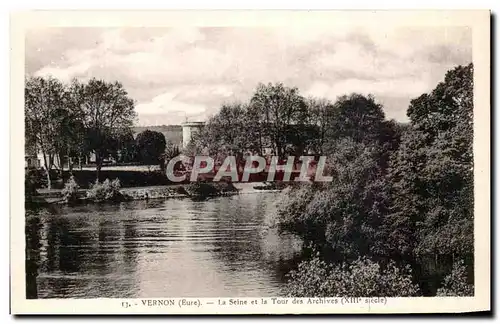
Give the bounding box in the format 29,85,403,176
133,125,183,146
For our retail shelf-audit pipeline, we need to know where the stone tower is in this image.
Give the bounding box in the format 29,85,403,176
181,121,205,148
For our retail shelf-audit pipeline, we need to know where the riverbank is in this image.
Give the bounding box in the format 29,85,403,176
32,182,285,204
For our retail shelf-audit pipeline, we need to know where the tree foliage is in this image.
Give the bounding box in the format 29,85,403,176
189,103,259,163
189,83,314,160
70,78,137,179
25,76,137,184
436,260,474,296
284,255,420,297
25,76,67,188
249,83,309,159
385,63,474,258
61,175,80,203
136,130,167,166
275,63,474,296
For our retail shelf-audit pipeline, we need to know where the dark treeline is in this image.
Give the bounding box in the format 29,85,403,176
188,63,474,297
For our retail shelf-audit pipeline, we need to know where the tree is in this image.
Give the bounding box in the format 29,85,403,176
275,93,397,256
25,76,67,189
322,93,386,154
114,130,137,163
185,102,265,167
51,106,86,174
249,83,309,159
69,78,136,180
385,63,474,258
276,138,390,256
136,130,167,166
284,255,420,297
306,97,336,155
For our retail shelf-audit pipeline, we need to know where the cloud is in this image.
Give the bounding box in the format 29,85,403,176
25,26,472,125
135,92,207,115
305,77,430,100
134,84,235,119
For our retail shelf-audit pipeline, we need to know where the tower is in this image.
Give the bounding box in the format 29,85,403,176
181,121,205,148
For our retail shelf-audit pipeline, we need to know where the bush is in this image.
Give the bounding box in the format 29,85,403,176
61,176,80,203
86,178,124,202
212,181,238,193
274,183,319,237
284,254,420,297
436,260,474,296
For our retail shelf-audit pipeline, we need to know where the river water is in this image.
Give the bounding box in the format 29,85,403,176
25,193,304,299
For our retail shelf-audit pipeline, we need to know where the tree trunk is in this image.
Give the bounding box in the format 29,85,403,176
58,152,64,179
67,147,73,174
42,152,51,190
45,166,51,190
69,157,73,174
95,151,102,182
258,132,263,156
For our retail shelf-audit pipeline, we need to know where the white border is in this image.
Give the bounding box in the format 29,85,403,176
8,9,491,316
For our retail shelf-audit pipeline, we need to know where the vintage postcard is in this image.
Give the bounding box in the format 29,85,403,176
10,10,490,314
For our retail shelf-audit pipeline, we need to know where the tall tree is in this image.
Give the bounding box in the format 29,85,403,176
69,78,136,180
249,83,309,159
25,76,67,189
190,103,261,164
385,63,474,258
305,97,337,155
51,105,86,175
322,93,386,153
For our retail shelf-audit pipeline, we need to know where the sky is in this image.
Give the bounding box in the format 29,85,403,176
25,26,472,126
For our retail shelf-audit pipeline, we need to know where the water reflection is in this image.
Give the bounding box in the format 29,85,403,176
26,193,303,298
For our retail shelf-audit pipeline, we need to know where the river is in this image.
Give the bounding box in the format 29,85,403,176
25,192,304,299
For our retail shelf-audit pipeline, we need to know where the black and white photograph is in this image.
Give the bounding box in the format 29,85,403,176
12,10,490,314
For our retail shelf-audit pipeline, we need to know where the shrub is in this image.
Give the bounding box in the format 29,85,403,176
86,178,123,202
274,183,318,236
61,176,80,203
284,255,420,297
436,260,474,296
